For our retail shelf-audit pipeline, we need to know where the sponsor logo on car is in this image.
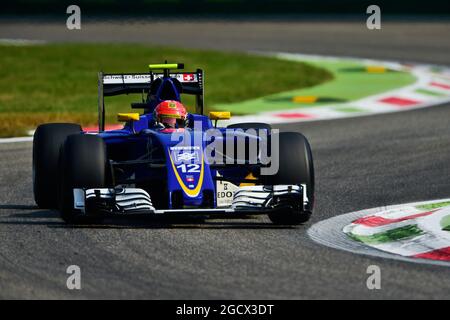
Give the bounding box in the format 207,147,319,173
174,151,199,163
182,73,196,82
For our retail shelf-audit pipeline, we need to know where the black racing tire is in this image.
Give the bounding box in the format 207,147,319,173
33,123,82,209
266,132,314,225
227,122,272,131
58,134,107,224
226,122,272,170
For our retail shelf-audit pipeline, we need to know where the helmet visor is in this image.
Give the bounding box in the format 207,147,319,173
161,117,177,128
160,116,185,128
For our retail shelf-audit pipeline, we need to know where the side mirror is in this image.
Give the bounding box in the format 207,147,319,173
209,111,231,121
117,113,140,122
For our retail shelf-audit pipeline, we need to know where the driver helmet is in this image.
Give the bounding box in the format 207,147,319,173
153,100,188,129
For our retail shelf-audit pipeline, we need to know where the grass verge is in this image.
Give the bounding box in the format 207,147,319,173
0,44,332,137
215,60,416,114
441,215,450,232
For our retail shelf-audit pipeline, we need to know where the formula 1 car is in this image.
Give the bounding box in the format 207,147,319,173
32,63,314,225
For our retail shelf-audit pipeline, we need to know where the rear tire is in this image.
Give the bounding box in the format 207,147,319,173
266,132,314,225
33,123,82,208
58,134,107,224
227,122,272,131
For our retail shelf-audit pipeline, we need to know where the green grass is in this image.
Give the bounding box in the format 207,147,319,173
416,201,450,211
415,88,447,97
440,215,450,232
215,60,416,114
349,225,424,245
0,44,332,137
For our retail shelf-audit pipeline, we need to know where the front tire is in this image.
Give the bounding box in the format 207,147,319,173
33,123,82,208
266,132,314,225
58,134,107,224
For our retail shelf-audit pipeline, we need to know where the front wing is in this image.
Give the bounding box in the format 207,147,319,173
73,184,308,216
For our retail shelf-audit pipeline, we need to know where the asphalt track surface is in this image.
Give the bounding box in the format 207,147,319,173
1,19,450,299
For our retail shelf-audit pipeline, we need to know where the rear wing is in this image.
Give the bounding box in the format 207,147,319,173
97,69,204,131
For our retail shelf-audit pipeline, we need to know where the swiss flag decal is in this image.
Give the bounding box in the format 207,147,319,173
183,73,195,82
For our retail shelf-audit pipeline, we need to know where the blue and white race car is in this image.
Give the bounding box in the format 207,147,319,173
32,63,314,225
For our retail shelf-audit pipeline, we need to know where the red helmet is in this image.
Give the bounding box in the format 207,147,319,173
153,100,188,128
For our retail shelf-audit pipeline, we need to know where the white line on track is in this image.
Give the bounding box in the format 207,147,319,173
0,38,47,45
0,137,33,144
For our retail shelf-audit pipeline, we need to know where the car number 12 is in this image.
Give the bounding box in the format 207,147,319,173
176,164,201,173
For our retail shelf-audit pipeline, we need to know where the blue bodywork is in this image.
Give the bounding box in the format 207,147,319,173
95,70,255,209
